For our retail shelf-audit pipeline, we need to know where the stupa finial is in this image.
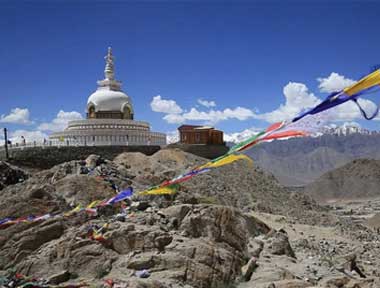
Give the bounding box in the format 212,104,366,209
104,47,115,80
97,47,122,91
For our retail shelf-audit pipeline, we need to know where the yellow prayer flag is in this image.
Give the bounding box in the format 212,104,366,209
199,154,252,170
87,200,101,209
64,204,83,217
344,70,380,96
138,186,176,196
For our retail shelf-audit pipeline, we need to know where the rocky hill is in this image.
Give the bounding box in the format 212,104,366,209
305,159,380,203
1,150,380,287
247,133,380,186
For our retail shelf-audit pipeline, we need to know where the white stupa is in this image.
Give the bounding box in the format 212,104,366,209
49,47,166,146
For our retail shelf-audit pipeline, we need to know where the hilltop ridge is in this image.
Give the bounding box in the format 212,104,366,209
306,159,380,203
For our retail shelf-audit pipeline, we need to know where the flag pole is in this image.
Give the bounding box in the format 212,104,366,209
3,128,9,161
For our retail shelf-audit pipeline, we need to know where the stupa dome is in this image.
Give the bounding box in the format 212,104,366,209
87,87,132,112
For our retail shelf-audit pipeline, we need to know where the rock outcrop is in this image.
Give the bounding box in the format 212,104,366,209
2,204,271,287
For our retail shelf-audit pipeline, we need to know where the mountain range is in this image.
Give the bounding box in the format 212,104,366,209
320,122,377,136
246,126,380,186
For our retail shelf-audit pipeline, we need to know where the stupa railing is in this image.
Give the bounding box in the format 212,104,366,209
0,139,166,152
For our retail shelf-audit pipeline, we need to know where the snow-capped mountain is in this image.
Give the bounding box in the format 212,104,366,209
223,123,379,144
166,131,179,144
223,128,261,144
321,122,375,136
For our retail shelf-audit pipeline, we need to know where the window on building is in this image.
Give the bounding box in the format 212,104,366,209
88,105,95,118
195,132,200,143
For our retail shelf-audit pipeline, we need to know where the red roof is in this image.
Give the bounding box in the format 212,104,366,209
177,125,224,133
178,125,203,131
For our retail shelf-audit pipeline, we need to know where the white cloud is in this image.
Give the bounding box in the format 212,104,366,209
256,82,321,123
150,95,183,114
38,110,83,132
219,107,256,121
153,71,379,128
0,108,32,125
255,74,380,124
163,107,256,125
317,72,356,93
327,97,379,121
198,99,216,108
8,130,48,144
341,121,361,128
163,114,185,124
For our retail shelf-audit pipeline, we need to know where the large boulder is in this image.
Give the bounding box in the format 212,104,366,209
0,161,28,190
54,175,116,206
85,154,104,169
14,223,119,280
0,219,65,270
105,204,270,288
0,179,64,219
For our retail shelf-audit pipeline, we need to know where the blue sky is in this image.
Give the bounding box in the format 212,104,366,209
1,1,380,142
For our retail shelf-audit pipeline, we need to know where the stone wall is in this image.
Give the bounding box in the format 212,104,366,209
0,144,228,170
0,146,160,169
165,143,229,159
